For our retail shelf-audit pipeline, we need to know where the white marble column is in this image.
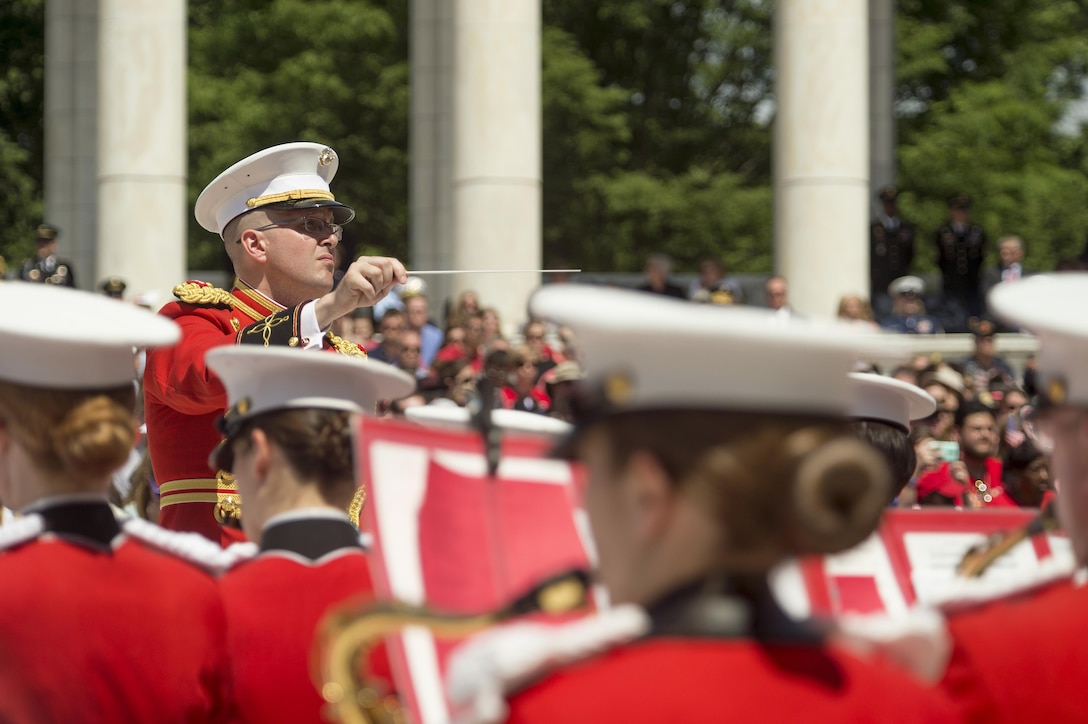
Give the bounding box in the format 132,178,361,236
869,0,896,214
410,0,455,318
96,0,186,307
450,0,541,336
44,0,98,289
773,0,869,319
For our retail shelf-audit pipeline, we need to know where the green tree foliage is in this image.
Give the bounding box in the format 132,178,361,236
541,1,775,274
187,0,409,271
0,0,45,271
4,1,1087,282
895,0,1088,273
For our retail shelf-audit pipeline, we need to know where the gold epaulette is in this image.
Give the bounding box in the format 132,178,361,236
326,331,367,358
173,280,239,309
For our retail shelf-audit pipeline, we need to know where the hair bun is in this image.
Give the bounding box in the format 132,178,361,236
789,436,891,555
52,396,136,477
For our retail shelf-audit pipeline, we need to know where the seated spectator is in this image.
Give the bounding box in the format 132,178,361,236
915,400,1017,508
836,294,879,329
903,425,941,507
523,319,565,381
689,257,743,304
919,365,965,441
402,291,444,371
637,253,686,298
764,275,798,319
996,386,1030,451
879,276,943,334
481,307,504,345
1001,440,1053,508
961,318,1015,394
541,360,583,423
890,364,920,387
500,346,550,414
434,311,487,373
396,329,427,380
431,358,477,408
981,235,1034,299
446,289,481,330
368,308,407,364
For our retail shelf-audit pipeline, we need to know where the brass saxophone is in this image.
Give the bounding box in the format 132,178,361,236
315,570,592,724
956,500,1060,578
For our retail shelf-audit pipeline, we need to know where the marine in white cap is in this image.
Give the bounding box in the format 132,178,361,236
143,142,409,544
848,372,936,504
443,286,957,722
209,346,414,723
926,273,1088,722
0,283,241,721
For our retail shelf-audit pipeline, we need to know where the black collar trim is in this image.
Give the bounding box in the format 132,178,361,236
644,577,824,644
37,501,122,551
259,518,363,561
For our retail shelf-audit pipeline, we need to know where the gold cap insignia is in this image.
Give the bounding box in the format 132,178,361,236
237,397,251,415
603,372,633,405
1046,377,1068,406
318,148,335,167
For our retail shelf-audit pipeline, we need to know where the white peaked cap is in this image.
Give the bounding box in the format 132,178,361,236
205,346,417,422
195,142,349,235
989,273,1088,406
848,373,936,431
0,283,179,388
405,405,573,436
529,285,875,416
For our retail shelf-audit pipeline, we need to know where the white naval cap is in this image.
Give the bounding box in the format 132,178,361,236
405,405,573,437
194,142,355,236
849,372,936,431
206,346,416,429
529,285,876,417
989,273,1088,406
0,283,179,388
888,275,926,297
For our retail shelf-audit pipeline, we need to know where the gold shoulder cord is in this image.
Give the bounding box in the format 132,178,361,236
174,282,237,307
173,281,264,321
348,487,367,528
315,571,591,724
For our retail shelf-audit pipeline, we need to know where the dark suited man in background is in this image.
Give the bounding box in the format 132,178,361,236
18,224,76,287
869,185,915,319
935,193,987,332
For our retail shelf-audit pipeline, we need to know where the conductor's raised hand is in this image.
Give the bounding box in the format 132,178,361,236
315,256,408,329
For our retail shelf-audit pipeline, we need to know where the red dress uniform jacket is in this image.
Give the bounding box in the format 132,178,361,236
940,574,1087,723
145,280,364,545
220,514,393,724
502,580,957,723
0,499,235,724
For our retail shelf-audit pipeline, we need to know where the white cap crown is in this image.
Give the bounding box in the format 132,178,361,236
195,142,350,236
0,284,179,388
529,286,877,417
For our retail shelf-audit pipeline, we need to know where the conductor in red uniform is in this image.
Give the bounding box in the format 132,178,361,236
934,273,1088,723
446,286,958,723
211,346,415,723
143,142,408,544
0,283,240,723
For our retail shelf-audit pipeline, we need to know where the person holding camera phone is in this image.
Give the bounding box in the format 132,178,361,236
915,400,1017,507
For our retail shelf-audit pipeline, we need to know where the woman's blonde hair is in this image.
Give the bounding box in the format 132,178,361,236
0,380,136,478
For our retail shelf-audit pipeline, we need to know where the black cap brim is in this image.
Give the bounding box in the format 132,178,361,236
261,199,355,225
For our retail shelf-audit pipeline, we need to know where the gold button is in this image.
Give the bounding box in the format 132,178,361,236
288,336,300,347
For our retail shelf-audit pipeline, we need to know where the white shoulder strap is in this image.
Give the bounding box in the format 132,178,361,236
121,517,259,575
0,514,44,552
446,606,649,724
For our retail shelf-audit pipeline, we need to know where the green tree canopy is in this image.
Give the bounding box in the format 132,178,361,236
0,0,45,270
187,0,409,271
